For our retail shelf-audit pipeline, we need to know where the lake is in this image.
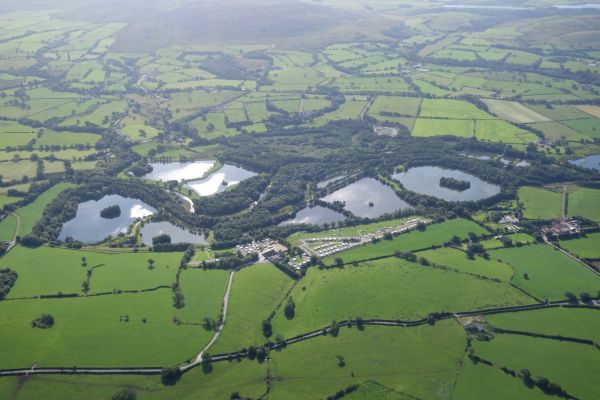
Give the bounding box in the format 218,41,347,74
393,166,501,202
279,206,346,226
321,177,410,218
185,164,256,196
569,155,600,171
143,161,215,182
59,195,156,243
140,221,207,245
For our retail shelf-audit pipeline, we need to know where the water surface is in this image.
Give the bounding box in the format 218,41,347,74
143,161,215,182
392,166,500,202
279,206,346,226
59,195,156,243
140,221,206,245
322,178,410,218
569,155,600,171
185,164,256,196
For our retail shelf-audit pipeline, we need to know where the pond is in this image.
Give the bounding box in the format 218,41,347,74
570,155,600,172
143,161,216,182
59,195,156,243
279,206,346,226
321,177,410,218
392,166,501,202
317,175,346,189
185,164,256,197
140,221,207,246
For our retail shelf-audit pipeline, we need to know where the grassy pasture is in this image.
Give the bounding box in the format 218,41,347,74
322,218,488,265
0,160,38,181
418,247,513,281
310,97,367,126
568,187,600,222
473,334,600,400
518,186,563,220
272,258,530,338
2,359,267,400
479,233,534,250
0,213,17,241
212,263,294,354
368,95,421,117
453,357,549,400
175,268,230,324
560,118,600,139
36,130,100,147
529,104,591,121
14,182,74,236
527,121,585,141
559,232,600,259
0,121,37,148
483,99,550,124
419,99,492,120
0,290,216,368
487,307,600,343
474,119,536,143
88,252,183,294
270,321,465,400
490,244,600,300
329,76,412,93
411,118,474,138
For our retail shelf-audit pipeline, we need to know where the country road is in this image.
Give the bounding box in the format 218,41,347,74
1,300,596,378
188,269,236,367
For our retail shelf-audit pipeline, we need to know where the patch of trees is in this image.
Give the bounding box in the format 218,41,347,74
31,314,54,329
439,177,471,191
100,205,121,219
160,367,182,386
202,253,258,270
201,55,248,80
152,242,193,252
0,268,18,299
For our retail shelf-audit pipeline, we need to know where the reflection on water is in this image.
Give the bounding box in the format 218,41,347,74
59,195,156,243
140,221,206,245
143,161,216,182
279,206,346,226
393,166,500,202
322,178,410,218
185,164,256,196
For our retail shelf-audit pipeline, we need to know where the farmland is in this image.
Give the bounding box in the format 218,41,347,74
0,1,599,399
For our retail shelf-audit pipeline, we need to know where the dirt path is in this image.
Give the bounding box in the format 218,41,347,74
187,269,236,367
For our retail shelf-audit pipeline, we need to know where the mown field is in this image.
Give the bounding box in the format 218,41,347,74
322,218,488,265
559,232,600,259
211,263,294,354
271,257,530,338
489,244,600,301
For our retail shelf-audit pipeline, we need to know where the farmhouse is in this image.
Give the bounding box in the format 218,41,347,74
542,217,581,237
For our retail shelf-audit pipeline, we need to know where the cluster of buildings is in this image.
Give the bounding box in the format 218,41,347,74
499,213,521,232
542,217,581,238
373,125,399,136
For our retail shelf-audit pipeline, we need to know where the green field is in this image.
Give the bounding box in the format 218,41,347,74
472,333,600,400
418,247,514,281
0,289,217,368
490,244,600,300
0,213,17,241
487,307,600,343
568,187,600,222
271,257,530,338
212,263,294,354
270,321,465,400
518,186,563,220
322,218,488,265
559,232,600,259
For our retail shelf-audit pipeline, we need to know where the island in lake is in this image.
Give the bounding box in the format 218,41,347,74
439,177,471,192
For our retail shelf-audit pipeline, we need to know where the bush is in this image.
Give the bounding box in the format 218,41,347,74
112,389,136,400
32,314,54,329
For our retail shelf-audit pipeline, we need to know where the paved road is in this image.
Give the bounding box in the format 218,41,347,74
2,300,595,377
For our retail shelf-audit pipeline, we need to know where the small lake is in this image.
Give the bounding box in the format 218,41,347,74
392,167,500,201
140,221,207,246
321,177,410,218
317,175,346,189
393,166,501,202
279,206,346,226
143,161,215,182
185,164,256,197
570,155,600,172
59,195,156,243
